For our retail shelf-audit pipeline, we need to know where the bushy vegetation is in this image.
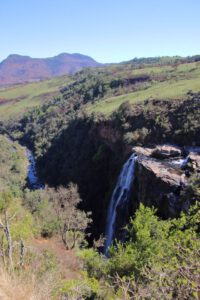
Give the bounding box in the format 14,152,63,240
126,55,200,65
24,184,92,248
71,204,200,299
0,190,199,299
0,137,91,298
113,93,200,147
0,135,27,196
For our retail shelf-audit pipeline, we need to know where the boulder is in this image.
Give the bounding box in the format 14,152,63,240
133,144,183,159
132,146,153,157
137,157,185,186
134,156,187,217
151,145,182,159
187,153,200,172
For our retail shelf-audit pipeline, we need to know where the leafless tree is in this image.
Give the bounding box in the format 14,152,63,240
0,208,13,270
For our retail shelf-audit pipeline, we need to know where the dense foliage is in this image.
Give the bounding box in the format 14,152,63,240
0,135,27,196
74,204,200,299
113,92,200,146
126,55,200,65
24,184,92,248
0,137,93,298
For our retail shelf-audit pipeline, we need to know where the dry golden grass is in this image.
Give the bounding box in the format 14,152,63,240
0,268,56,300
0,237,81,300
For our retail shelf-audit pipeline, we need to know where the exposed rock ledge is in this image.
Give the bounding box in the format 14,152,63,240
187,152,200,172
137,157,185,187
131,144,200,218
133,145,182,159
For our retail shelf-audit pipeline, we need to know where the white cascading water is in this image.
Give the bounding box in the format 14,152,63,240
171,155,189,169
104,153,137,255
180,155,189,169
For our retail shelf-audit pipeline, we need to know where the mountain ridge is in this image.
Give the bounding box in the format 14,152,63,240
0,53,101,87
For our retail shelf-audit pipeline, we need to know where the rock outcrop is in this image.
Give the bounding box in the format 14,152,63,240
151,145,182,159
131,145,200,218
185,148,200,172
188,153,200,171
133,145,183,159
135,156,186,217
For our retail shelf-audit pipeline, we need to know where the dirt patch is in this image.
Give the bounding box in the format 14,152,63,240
0,96,27,106
32,237,81,280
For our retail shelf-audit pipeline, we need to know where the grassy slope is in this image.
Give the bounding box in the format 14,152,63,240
0,75,71,119
87,62,200,114
1,61,200,119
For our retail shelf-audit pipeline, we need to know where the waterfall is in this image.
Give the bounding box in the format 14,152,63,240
171,155,189,169
180,155,189,169
104,154,137,255
26,149,44,190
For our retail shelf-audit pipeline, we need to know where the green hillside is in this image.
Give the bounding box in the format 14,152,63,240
87,61,200,114
1,59,200,120
0,75,71,119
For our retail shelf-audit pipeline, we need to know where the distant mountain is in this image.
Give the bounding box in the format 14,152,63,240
0,53,101,87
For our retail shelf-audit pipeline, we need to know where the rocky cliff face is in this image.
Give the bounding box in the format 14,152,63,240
102,144,200,244
132,145,200,218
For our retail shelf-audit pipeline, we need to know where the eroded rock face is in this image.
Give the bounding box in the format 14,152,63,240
95,120,123,152
134,156,187,217
133,145,182,159
151,145,182,159
132,146,154,157
105,144,200,242
187,152,200,172
98,124,121,145
131,144,200,218
137,157,185,187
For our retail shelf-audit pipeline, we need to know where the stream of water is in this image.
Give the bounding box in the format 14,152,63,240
104,154,137,255
26,149,44,190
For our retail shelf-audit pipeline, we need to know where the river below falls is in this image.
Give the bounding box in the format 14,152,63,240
26,149,44,190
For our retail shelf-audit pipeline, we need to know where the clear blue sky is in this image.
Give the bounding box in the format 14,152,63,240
1,0,200,63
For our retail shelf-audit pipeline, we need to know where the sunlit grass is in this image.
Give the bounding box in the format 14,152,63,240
87,67,200,115
0,76,71,119
1,61,200,119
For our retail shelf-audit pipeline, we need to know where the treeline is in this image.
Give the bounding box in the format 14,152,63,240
126,54,200,66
